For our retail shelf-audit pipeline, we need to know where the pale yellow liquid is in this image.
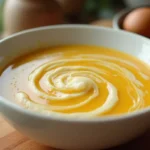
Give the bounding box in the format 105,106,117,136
0,45,150,118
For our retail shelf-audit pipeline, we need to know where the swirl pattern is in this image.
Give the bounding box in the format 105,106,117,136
15,53,150,118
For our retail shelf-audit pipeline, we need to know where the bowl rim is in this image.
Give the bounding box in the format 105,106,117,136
0,24,150,123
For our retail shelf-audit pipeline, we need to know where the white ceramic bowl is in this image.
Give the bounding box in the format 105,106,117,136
0,25,150,150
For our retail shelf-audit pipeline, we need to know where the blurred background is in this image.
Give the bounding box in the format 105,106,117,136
0,0,150,37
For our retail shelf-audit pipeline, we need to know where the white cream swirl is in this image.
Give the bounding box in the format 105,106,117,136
16,55,149,118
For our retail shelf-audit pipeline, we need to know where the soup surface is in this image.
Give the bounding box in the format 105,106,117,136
0,45,150,118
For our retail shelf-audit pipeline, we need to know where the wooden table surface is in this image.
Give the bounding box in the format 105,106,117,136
0,21,150,150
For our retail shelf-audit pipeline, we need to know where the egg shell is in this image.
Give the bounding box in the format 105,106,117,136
123,7,150,38
3,0,64,37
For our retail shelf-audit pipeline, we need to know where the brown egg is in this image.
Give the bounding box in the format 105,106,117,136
3,0,64,37
123,7,150,38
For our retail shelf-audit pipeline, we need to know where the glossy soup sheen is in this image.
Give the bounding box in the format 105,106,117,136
0,45,150,118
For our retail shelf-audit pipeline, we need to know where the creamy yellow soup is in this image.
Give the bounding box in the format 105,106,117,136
0,45,150,118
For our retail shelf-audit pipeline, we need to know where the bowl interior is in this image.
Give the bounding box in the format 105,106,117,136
0,25,150,100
